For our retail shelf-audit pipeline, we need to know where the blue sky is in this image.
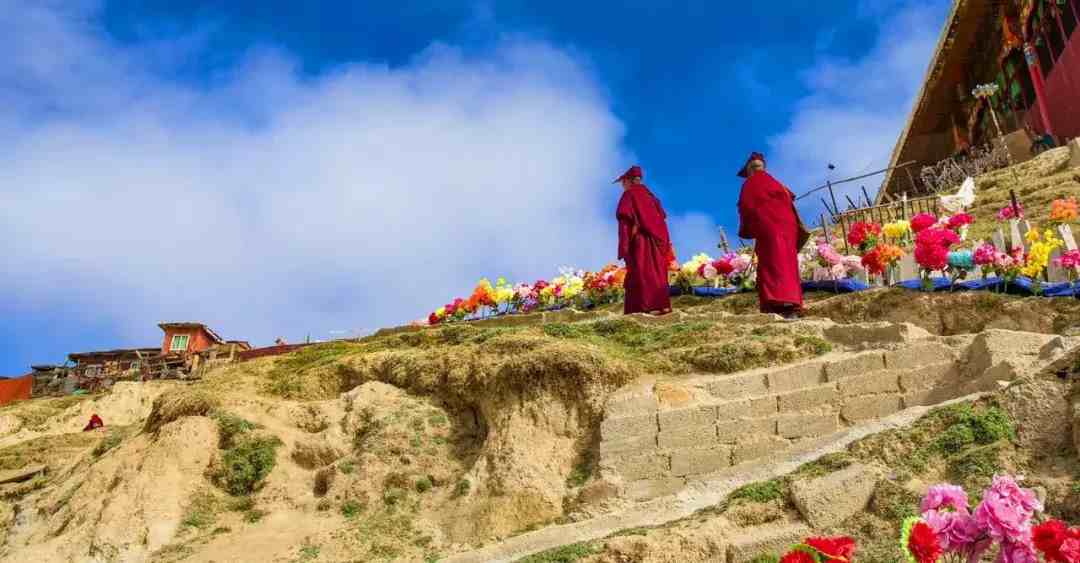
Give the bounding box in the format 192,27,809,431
1,0,950,375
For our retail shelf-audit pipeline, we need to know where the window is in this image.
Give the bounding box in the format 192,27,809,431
170,334,190,352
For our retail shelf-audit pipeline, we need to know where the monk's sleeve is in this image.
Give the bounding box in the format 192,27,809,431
737,189,754,240
616,195,636,261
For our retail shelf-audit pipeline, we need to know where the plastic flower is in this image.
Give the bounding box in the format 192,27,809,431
1051,197,1079,223
848,221,882,250
998,203,1024,220
902,517,943,563
879,244,904,266
911,213,939,233
804,536,856,561
915,228,960,272
922,484,970,514
1055,250,1080,270
947,213,974,231
779,551,816,563
1022,230,1063,279
862,245,886,275
883,220,912,239
974,243,998,266
974,475,1042,543
923,510,983,554
1033,520,1069,562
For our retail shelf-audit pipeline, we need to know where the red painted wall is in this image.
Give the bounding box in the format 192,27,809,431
161,327,216,355
0,376,33,406
1043,30,1080,140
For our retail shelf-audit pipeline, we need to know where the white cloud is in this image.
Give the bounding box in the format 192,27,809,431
766,0,950,218
2,2,650,347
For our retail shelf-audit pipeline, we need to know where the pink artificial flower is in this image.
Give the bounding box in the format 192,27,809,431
974,243,998,266
998,204,1024,221
923,509,983,553
947,213,974,230
922,484,970,514
1055,250,1080,269
817,242,843,266
911,213,939,233
975,476,1042,544
915,228,960,271
998,538,1040,563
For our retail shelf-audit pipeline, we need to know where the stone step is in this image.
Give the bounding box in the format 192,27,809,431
601,358,960,494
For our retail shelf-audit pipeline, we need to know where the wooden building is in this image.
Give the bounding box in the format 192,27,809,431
879,0,1080,201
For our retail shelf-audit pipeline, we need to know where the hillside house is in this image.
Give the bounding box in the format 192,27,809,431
879,0,1080,201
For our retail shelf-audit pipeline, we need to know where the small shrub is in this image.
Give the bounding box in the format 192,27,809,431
566,461,591,488
212,412,256,449
427,413,448,427
750,555,781,563
341,499,364,519
214,436,282,496
92,432,123,458
227,497,255,512
969,407,1014,444
728,480,784,504
244,509,266,523
936,424,976,453
452,479,471,499
542,323,588,339
383,487,407,506
338,460,356,474
181,490,219,530
298,543,320,561
415,476,433,493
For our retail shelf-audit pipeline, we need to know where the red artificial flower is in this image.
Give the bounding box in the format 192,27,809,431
947,213,974,230
861,246,885,275
805,536,856,561
779,550,816,563
908,521,943,563
1034,520,1069,562
715,259,735,276
428,313,440,325
911,213,938,233
848,221,882,248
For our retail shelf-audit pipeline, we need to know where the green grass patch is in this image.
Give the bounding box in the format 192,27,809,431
452,479,471,499
181,490,220,530
212,412,257,449
338,460,356,474
92,431,123,458
514,541,603,563
415,476,433,493
728,479,785,504
212,435,282,496
566,460,591,488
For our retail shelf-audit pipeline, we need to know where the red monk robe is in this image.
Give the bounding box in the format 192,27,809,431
737,164,804,315
617,175,675,315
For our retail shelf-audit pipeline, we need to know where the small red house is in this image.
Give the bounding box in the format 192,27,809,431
158,322,226,356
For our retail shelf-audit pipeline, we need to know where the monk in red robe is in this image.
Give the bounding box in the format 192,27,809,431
736,153,807,319
616,165,676,315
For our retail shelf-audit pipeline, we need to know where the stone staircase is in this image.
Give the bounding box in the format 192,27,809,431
444,324,1074,563
601,340,962,500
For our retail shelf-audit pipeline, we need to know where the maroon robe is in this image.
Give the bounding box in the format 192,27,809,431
737,171,804,313
617,184,673,315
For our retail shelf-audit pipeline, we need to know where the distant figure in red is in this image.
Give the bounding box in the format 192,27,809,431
83,414,104,432
736,153,806,320
616,165,676,316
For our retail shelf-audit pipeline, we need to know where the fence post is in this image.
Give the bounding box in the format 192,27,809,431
828,181,850,254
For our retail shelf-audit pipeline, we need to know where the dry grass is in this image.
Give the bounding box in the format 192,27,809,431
143,389,219,433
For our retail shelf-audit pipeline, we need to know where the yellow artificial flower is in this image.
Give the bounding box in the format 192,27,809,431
435,307,446,318
882,221,911,239
1025,229,1041,244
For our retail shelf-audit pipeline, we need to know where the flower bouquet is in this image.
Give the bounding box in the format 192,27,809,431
914,223,960,291
1022,229,1063,294
1053,249,1080,289
1049,197,1078,226
901,475,1044,563
777,536,856,563
883,220,913,246
848,221,883,254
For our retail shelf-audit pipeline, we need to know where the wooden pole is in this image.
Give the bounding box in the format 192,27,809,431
861,186,873,207
845,194,859,211
718,227,731,253
821,215,830,243
829,182,851,254
1009,189,1021,217
904,167,918,195
821,197,837,218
